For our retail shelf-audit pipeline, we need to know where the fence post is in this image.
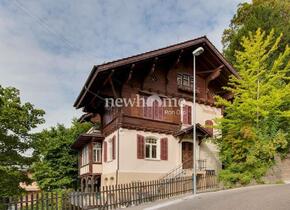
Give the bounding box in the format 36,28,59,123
35,193,39,210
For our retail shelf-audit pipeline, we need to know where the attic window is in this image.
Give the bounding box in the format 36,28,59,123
177,73,193,92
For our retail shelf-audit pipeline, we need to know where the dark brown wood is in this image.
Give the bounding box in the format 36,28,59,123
109,77,118,98
102,70,115,88
20,195,23,210
25,194,28,210
35,193,38,210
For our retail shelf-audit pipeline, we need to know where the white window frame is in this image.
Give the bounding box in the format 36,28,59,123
93,142,102,163
81,145,89,166
145,137,159,160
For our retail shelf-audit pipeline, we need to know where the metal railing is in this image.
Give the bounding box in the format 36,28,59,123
161,159,207,180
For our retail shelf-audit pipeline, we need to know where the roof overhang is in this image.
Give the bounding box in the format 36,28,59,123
71,133,104,150
74,36,239,110
175,123,211,138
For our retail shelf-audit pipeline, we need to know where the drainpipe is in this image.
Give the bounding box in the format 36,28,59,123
115,113,121,186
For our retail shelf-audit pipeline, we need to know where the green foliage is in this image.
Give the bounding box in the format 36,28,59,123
32,120,92,191
0,86,45,196
216,29,290,185
222,0,290,66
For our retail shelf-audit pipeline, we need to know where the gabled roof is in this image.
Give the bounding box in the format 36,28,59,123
175,123,211,137
71,132,104,149
74,36,238,109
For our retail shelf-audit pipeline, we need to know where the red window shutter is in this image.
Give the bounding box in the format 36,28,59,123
148,105,153,119
137,134,144,159
104,141,107,162
188,106,192,124
143,97,153,119
153,101,158,119
143,106,146,118
205,120,214,136
158,106,164,120
183,105,188,124
160,138,168,160
112,136,116,160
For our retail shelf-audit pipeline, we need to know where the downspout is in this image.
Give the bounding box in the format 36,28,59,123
115,111,121,186
116,124,120,186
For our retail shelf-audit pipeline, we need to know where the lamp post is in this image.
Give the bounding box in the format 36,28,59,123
192,47,204,195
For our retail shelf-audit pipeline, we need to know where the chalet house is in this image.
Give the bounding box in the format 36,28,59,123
71,36,238,191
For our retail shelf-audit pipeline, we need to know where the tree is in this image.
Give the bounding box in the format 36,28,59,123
222,0,290,66
32,120,92,191
216,29,290,186
0,86,45,196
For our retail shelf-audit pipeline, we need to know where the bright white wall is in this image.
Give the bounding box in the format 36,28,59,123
181,101,222,134
102,130,118,174
199,141,221,171
80,165,89,175
118,128,181,173
92,164,103,173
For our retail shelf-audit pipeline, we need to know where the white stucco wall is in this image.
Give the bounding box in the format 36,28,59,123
92,164,103,173
80,165,89,175
118,128,181,174
181,101,222,135
102,130,118,174
100,103,223,184
199,141,221,172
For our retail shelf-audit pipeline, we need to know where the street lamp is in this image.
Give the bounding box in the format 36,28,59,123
192,47,204,195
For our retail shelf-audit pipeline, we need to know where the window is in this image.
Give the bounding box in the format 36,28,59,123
205,120,214,136
104,136,115,162
81,145,89,166
93,142,102,163
182,105,192,124
145,137,158,159
177,73,194,91
108,139,113,161
143,97,164,120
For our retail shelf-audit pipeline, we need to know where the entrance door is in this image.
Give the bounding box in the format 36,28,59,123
182,142,193,169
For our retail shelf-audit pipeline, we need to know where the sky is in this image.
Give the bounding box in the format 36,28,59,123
0,0,249,131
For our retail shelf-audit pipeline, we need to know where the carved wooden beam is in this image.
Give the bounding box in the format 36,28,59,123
126,64,135,84
102,70,115,87
109,77,118,98
175,49,183,67
149,57,158,80
205,65,224,87
88,69,115,108
205,65,224,101
165,50,184,93
141,57,158,89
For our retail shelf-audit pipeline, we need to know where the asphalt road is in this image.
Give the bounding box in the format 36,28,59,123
128,184,290,210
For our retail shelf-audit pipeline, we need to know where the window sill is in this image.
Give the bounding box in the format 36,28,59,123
145,158,160,161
